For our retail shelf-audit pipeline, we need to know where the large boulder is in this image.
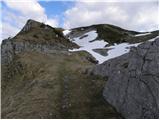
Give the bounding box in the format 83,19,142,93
90,38,159,118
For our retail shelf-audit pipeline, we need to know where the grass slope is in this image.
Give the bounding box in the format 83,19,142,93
70,24,158,44
2,51,122,119
13,19,78,49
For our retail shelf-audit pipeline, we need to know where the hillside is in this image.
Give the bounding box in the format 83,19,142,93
65,25,158,63
1,19,159,119
1,20,121,119
69,24,158,44
13,19,78,49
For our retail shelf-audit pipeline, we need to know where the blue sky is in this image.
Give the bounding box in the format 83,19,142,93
1,0,158,40
39,1,75,26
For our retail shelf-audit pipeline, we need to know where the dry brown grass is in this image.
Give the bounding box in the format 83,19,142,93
2,51,122,118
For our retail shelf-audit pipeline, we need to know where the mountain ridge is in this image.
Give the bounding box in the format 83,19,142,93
1,19,159,119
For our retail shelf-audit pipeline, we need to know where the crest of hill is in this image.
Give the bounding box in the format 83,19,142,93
12,19,78,48
70,24,158,44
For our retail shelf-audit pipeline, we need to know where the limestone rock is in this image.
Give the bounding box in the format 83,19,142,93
90,38,159,118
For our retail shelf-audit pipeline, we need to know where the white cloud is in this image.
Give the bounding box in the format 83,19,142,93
1,22,20,39
46,18,59,27
1,0,158,41
4,0,45,20
63,1,158,31
1,0,59,40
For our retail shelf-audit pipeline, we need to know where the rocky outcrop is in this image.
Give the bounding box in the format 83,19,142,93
1,38,69,65
89,38,159,118
1,20,78,65
21,19,42,32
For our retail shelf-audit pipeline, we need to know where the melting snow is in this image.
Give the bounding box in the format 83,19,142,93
69,31,109,63
135,32,151,37
104,43,141,62
63,29,71,36
70,31,108,47
67,30,156,64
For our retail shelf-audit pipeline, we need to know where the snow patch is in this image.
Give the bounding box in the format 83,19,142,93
69,30,109,63
103,43,141,63
71,30,107,47
69,30,144,64
135,32,151,37
63,29,71,36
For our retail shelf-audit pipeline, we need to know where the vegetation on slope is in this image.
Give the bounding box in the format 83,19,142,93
13,19,78,49
70,24,158,44
2,19,157,119
2,50,122,118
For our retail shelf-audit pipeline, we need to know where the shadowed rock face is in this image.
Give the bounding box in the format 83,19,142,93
89,38,159,118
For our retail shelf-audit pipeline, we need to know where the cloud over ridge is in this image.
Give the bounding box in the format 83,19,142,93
63,1,158,32
1,0,158,41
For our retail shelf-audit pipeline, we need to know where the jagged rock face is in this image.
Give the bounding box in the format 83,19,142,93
89,38,159,118
1,20,78,65
1,39,72,65
21,19,42,32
